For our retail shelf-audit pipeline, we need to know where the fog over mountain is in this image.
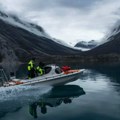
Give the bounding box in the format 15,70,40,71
86,20,120,55
75,40,98,49
0,10,81,63
0,0,120,44
0,7,120,64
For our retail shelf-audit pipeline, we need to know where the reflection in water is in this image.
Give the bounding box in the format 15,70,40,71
86,65,120,93
77,70,120,97
0,85,52,119
29,85,85,118
1,64,120,120
93,65,120,84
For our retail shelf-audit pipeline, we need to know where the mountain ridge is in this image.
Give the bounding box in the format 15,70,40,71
0,10,81,63
75,40,98,49
86,20,120,55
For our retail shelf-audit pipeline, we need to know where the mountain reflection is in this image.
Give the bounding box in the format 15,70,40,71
92,65,120,84
29,85,85,118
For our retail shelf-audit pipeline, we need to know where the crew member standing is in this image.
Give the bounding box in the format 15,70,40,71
27,58,36,79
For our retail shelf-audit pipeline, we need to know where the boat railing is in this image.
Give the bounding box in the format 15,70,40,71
0,69,9,86
29,70,80,82
40,69,83,81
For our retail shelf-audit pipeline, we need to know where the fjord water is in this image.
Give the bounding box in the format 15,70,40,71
0,64,120,120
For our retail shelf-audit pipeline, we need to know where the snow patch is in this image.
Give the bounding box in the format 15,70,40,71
74,47,90,51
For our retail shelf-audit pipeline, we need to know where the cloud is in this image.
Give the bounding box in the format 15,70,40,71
0,0,99,11
0,0,120,45
0,2,5,10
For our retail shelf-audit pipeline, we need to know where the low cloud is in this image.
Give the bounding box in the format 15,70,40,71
0,0,120,45
0,3,5,10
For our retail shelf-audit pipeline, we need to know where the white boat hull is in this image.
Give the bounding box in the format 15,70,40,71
1,65,84,87
21,70,83,86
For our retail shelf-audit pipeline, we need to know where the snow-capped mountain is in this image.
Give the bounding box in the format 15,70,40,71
86,20,120,55
0,10,81,63
75,40,98,49
0,11,51,39
0,10,80,48
104,21,120,42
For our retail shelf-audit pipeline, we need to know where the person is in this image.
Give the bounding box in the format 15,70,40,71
63,98,72,104
38,99,47,114
27,58,36,79
36,62,45,76
29,103,38,118
29,99,47,118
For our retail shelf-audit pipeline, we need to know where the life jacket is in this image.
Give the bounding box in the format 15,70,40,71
27,60,34,71
36,66,43,75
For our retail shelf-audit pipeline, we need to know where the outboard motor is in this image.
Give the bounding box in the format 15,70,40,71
10,72,16,80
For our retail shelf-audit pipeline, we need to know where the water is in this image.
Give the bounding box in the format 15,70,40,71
0,64,120,120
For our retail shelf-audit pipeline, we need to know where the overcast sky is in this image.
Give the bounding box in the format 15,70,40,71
0,0,120,45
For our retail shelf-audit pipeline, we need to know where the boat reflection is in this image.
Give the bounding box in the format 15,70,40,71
29,85,85,118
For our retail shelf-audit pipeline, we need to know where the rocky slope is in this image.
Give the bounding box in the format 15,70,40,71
0,11,81,63
86,21,120,55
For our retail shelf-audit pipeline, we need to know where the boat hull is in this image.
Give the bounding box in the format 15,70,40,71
1,69,84,88
23,71,82,86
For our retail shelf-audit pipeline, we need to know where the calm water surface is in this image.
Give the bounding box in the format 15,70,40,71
0,65,120,120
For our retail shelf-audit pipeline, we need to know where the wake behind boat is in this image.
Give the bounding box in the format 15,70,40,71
0,65,84,87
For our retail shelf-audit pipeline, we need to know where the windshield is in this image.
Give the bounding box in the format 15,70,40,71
55,68,62,74
44,67,52,74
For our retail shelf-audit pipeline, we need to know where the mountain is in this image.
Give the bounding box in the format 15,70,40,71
0,10,81,63
87,21,120,55
75,40,98,49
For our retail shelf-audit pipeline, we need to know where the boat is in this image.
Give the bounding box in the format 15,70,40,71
0,65,84,87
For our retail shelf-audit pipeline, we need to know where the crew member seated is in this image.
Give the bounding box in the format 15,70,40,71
36,62,45,76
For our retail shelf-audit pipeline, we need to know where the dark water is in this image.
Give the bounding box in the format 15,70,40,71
0,64,120,120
